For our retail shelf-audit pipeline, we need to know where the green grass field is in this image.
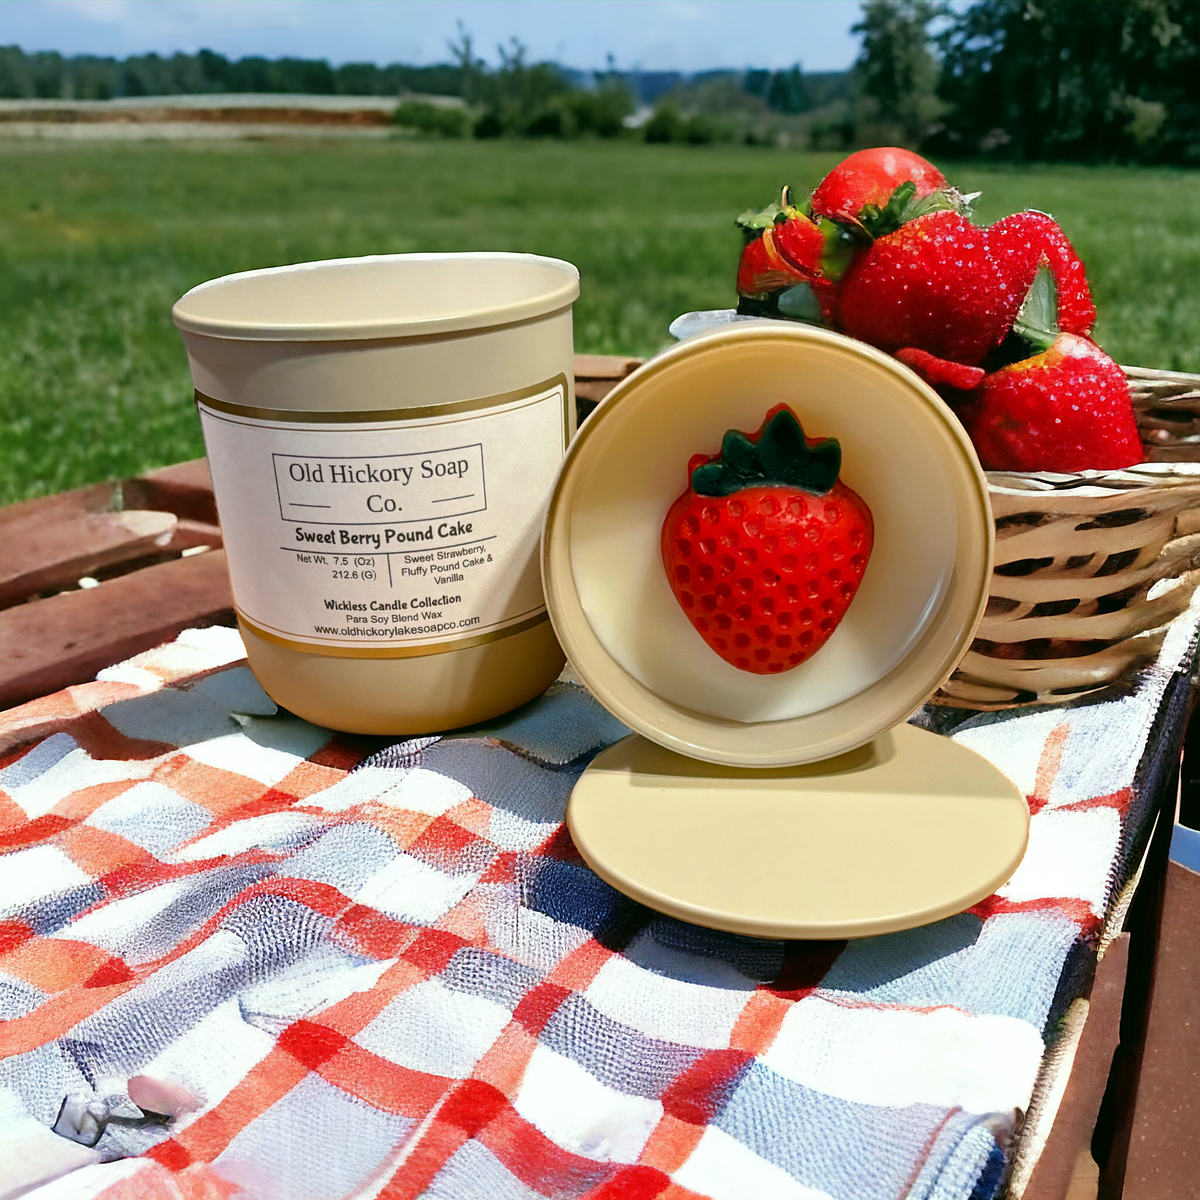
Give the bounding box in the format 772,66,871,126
2,136,1199,504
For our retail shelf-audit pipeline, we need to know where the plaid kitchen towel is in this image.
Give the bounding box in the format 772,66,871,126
0,607,1196,1200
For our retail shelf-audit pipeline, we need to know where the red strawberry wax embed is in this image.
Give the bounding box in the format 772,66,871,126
661,405,873,675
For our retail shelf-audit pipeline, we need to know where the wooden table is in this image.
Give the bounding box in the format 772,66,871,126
0,352,1194,1199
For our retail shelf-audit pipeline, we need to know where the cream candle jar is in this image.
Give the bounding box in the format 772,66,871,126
172,252,577,734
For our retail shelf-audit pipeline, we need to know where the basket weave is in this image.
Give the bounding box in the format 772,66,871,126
936,462,1200,709
935,366,1200,710
1128,364,1200,461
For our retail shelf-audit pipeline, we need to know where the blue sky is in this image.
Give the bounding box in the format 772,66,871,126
2,1,864,72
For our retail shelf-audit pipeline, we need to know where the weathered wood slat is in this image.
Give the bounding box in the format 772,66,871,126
574,355,645,414
0,482,121,528
123,458,218,525
163,520,223,554
0,509,178,607
1019,935,1129,1200
0,550,235,709
573,354,644,380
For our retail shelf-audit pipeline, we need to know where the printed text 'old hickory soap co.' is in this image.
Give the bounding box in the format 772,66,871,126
172,253,579,733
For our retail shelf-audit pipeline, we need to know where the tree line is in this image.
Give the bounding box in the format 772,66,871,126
3,1,1197,162
0,45,465,101
858,0,1200,164
0,40,817,115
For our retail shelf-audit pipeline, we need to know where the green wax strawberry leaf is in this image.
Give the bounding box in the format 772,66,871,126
1013,265,1059,353
691,406,841,497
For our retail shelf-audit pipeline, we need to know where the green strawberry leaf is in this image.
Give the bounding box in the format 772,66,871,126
691,406,841,497
737,200,785,244
818,217,861,281
736,198,813,245
856,180,918,239
910,185,978,219
847,183,979,241
736,202,782,231
1013,265,1059,353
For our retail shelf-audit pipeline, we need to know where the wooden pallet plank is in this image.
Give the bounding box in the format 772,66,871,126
0,370,618,702
573,354,644,380
0,481,121,529
1110,857,1200,1200
574,356,645,416
163,520,224,555
0,550,235,709
1022,934,1129,1200
124,458,218,525
0,509,178,607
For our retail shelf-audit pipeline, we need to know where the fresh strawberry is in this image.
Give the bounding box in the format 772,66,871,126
661,405,873,675
810,147,947,225
736,203,825,298
894,347,986,391
736,233,808,297
772,212,825,275
835,210,1016,366
736,201,835,323
959,334,1143,472
736,215,824,297
987,212,1096,336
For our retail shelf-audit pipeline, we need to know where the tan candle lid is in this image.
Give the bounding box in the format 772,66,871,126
543,323,1027,939
568,725,1027,940
542,323,994,767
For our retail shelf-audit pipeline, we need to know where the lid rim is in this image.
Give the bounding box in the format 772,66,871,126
171,251,580,342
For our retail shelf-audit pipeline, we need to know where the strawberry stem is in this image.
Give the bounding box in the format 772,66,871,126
691,406,841,497
736,196,803,245
856,180,918,238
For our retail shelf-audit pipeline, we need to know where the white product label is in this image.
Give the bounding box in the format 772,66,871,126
198,379,567,654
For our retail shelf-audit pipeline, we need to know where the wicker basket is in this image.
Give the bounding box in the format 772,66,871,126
1128,364,1200,461
934,365,1200,710
936,462,1200,709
